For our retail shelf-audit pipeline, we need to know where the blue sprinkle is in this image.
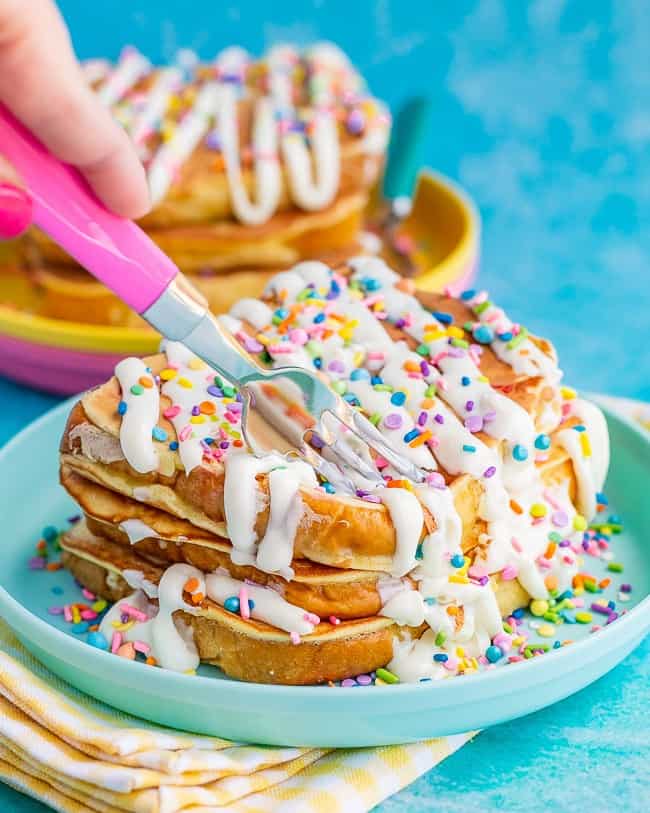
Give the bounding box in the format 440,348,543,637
424,597,436,606
51,586,64,595
274,308,289,320
403,428,419,443
152,426,168,442
498,331,513,342
462,444,477,453
573,424,586,432
607,600,616,610
371,375,384,385
42,525,58,542
534,433,551,450
169,440,179,451
461,376,471,386
313,312,326,324
390,391,406,406
512,608,525,619
450,553,465,568
415,542,424,561
485,645,503,663
553,640,562,649
596,492,608,505
433,653,449,662
224,596,240,613
608,514,621,524
343,393,360,406
432,311,453,325
248,599,255,610
313,358,323,369
350,368,370,381
561,611,577,624
556,590,573,602
117,401,127,415
460,289,476,301
203,437,214,445
362,276,381,291
71,622,89,634
322,482,336,494
473,325,494,344
512,444,529,462
87,631,109,650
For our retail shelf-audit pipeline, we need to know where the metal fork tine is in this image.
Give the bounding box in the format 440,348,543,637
327,406,427,484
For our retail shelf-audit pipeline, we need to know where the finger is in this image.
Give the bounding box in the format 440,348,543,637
0,152,31,238
0,0,150,219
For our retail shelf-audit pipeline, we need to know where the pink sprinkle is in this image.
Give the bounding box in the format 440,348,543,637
493,632,513,651
469,564,488,580
367,351,386,360
329,615,341,625
80,610,98,621
290,632,301,645
511,538,523,553
426,471,446,489
573,597,585,608
82,588,96,601
432,352,447,365
543,489,561,510
224,412,239,423
111,632,122,654
437,377,448,392
163,405,181,419
374,456,389,470
268,344,295,354
47,606,64,616
304,612,321,625
426,435,441,449
501,564,519,581
239,586,250,619
289,328,308,345
133,641,150,655
442,657,458,672
120,603,148,622
179,425,192,442
63,605,72,623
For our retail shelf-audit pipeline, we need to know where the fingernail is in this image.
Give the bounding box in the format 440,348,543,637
0,183,33,238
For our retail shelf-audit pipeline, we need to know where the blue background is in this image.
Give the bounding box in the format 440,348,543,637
1,0,648,810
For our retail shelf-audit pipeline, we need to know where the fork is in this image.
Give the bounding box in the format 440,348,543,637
0,104,426,489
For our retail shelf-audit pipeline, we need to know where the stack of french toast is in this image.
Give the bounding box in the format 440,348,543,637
58,258,609,684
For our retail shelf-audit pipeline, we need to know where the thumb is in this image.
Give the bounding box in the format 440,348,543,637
0,153,32,239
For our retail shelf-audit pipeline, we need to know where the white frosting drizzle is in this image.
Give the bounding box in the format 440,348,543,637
96,47,150,107
128,66,182,147
205,572,316,634
99,563,203,672
377,487,423,577
119,519,157,546
114,358,160,474
556,398,609,518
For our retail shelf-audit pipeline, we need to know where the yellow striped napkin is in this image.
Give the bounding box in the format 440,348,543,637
0,620,474,813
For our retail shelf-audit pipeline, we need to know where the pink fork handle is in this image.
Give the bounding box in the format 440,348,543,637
0,104,178,314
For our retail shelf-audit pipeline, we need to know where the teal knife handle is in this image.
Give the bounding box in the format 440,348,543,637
383,96,432,200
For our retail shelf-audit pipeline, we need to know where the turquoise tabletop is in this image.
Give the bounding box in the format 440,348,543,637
2,0,649,810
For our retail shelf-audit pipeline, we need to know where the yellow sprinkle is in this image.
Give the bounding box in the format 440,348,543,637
530,503,548,518
374,677,387,686
71,607,80,624
456,647,465,657
159,368,177,381
111,620,135,632
448,575,470,584
339,328,355,342
190,415,205,424
477,375,490,383
424,330,446,342
573,514,587,531
184,669,197,676
561,386,577,400
188,358,206,371
538,623,556,637
255,333,271,346
580,432,592,458
178,377,193,389
447,325,464,339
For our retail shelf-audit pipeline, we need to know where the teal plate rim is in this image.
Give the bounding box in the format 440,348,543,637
0,395,649,746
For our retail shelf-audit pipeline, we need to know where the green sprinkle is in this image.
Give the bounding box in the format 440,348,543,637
543,612,560,623
372,384,392,392
575,611,593,624
463,321,474,332
331,380,347,395
222,386,237,397
502,622,513,634
474,300,492,314
451,338,469,349
507,327,529,350
130,384,144,396
416,343,430,356
435,631,446,646
584,580,599,593
548,531,562,543
214,376,223,387
425,384,437,398
607,562,624,573
375,668,400,684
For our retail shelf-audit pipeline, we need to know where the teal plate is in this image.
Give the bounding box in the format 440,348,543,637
0,397,648,748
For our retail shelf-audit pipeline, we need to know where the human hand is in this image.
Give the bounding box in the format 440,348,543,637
0,0,150,229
